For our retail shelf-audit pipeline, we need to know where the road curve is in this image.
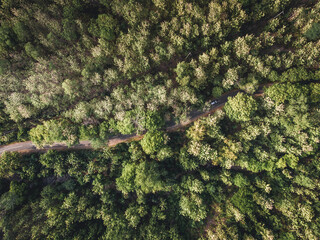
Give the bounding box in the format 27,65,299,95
0,86,266,156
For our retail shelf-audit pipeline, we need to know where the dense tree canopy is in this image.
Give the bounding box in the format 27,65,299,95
0,0,319,145
1,86,320,238
1,0,320,239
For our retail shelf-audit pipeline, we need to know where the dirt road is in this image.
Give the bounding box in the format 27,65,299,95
0,86,266,155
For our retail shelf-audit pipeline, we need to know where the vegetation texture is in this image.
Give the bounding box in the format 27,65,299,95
1,0,320,239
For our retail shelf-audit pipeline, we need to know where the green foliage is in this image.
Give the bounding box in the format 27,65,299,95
2,94,320,239
178,146,199,170
233,173,250,187
95,14,118,41
62,19,78,41
12,22,30,42
0,58,9,75
293,174,315,189
24,42,40,60
238,73,260,94
135,161,167,194
186,119,206,142
1,1,320,239
80,125,99,141
231,188,254,214
0,0,318,147
124,203,146,228
264,83,308,104
0,22,14,55
0,151,21,178
117,159,168,194
144,111,164,130
179,194,207,222
224,92,258,122
279,67,311,83
117,119,135,135
62,79,80,98
81,121,111,149
310,83,320,103
212,87,224,98
140,130,165,155
29,120,79,147
39,150,66,176
305,22,320,41
277,154,299,169
116,162,136,194
175,61,192,86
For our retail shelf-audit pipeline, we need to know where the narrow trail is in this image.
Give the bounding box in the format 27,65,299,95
0,82,274,156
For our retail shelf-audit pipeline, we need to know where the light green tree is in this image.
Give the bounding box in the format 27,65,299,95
140,130,166,155
175,61,193,86
224,92,258,122
179,193,207,222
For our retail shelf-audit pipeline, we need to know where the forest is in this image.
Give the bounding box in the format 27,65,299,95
1,0,320,239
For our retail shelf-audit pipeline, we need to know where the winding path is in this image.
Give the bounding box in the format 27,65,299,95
0,85,267,155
